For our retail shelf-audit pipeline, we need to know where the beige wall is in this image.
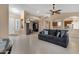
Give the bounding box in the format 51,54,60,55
0,4,9,38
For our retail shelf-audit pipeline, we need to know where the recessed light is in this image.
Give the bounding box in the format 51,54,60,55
36,10,40,14
10,8,20,14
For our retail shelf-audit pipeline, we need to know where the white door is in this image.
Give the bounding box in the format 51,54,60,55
9,18,20,34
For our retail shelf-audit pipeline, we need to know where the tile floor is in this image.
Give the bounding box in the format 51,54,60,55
10,31,79,54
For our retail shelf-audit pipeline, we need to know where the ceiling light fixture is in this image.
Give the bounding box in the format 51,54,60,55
49,4,62,21
36,10,40,14
49,4,61,15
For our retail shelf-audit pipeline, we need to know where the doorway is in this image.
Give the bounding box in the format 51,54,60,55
32,22,39,32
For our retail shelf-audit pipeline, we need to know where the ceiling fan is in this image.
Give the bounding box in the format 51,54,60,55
49,4,61,15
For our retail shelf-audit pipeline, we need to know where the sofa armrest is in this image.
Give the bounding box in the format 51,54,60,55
61,34,69,46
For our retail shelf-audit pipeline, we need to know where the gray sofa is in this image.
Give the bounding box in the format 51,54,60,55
38,29,69,48
0,38,12,54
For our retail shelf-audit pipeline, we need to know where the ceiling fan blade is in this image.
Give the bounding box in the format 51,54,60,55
49,4,62,15
57,10,61,11
55,10,61,12
51,11,54,15
50,10,53,12
55,10,61,14
56,11,60,14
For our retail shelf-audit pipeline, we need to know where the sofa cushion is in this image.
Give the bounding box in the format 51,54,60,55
60,31,66,38
48,30,57,36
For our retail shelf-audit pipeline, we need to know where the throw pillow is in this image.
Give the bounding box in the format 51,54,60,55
44,30,48,35
61,31,65,38
56,32,60,38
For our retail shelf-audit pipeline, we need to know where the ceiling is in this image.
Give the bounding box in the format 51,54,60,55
9,4,79,16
